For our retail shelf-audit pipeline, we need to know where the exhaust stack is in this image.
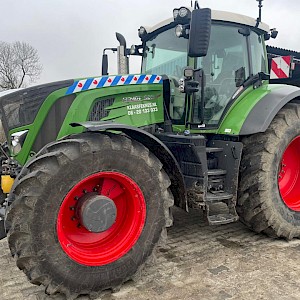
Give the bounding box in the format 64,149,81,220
116,32,129,74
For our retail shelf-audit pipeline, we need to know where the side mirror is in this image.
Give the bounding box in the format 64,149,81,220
102,54,108,75
188,8,211,57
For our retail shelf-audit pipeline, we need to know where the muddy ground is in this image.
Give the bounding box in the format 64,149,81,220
1,207,300,300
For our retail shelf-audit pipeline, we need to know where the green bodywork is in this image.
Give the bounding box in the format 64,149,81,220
11,80,164,165
216,83,284,135
9,70,286,167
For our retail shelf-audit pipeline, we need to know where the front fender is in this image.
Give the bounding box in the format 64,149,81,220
71,121,187,211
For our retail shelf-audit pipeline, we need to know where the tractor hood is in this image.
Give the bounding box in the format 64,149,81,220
0,74,166,164
0,74,163,137
0,80,73,135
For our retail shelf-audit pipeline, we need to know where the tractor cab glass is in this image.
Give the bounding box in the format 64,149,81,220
196,24,250,125
195,26,267,126
142,28,187,78
142,20,267,128
142,28,188,122
250,31,267,75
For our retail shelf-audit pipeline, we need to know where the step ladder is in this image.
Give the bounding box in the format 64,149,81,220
204,146,239,225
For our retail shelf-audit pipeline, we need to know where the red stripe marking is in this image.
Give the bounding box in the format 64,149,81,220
282,56,291,66
271,60,288,79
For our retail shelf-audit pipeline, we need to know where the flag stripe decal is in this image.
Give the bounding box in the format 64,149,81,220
82,78,93,91
66,74,163,95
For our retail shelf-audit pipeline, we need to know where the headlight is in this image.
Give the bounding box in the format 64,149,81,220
175,24,189,39
184,67,194,78
173,7,191,23
138,26,147,38
175,25,184,37
130,45,136,55
179,7,188,18
11,130,28,155
173,9,179,19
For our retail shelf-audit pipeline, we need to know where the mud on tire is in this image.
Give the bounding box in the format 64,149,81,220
5,132,174,298
237,103,300,240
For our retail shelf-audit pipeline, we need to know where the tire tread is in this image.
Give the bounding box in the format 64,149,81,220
237,103,300,240
6,132,174,298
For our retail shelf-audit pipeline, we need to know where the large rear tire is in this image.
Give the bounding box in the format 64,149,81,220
237,103,300,240
5,132,174,298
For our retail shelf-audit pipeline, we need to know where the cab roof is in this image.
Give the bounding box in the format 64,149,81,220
143,9,270,34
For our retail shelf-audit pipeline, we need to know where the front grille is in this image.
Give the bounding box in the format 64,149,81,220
89,98,114,121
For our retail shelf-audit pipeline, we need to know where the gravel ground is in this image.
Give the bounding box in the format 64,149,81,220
1,207,300,300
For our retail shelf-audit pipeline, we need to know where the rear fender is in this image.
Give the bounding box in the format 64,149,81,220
71,121,187,211
218,84,300,136
240,85,300,135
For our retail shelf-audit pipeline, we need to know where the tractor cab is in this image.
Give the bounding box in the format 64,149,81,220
138,6,271,129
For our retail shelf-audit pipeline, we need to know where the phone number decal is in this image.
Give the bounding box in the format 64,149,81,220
127,102,158,116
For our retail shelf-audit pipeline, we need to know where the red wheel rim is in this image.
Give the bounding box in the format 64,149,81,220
278,136,300,211
57,172,146,266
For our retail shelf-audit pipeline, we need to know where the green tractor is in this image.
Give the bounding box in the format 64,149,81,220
1,1,300,298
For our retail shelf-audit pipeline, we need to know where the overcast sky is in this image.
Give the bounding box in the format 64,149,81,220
1,0,299,85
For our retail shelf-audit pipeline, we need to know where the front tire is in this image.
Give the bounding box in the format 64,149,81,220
238,103,300,240
6,132,174,298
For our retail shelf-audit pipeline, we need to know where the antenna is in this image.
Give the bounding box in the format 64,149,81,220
255,0,263,27
194,1,200,9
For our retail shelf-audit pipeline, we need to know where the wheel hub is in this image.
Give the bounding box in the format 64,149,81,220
77,193,117,233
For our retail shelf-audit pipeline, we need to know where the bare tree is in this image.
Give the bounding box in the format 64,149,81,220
0,41,42,90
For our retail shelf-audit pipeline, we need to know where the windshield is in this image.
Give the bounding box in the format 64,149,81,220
142,28,188,78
